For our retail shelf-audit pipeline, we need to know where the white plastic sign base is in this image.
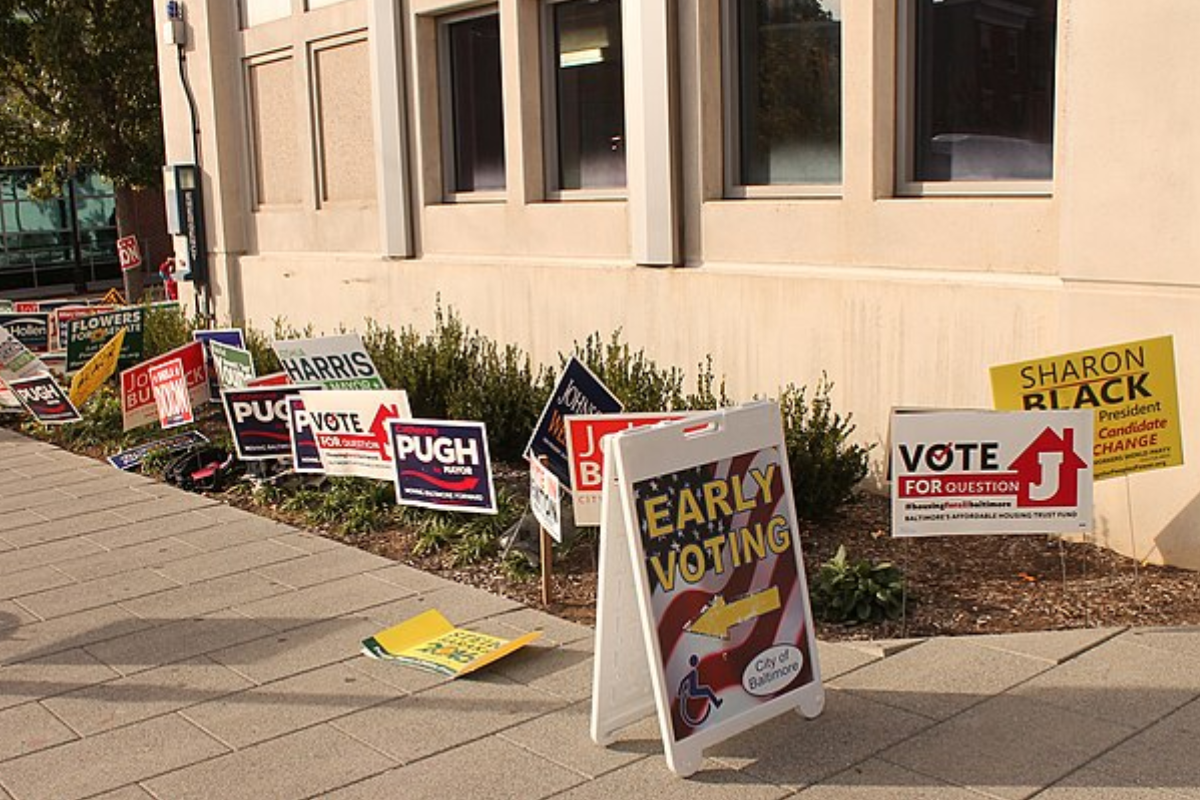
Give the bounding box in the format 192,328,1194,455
591,401,824,777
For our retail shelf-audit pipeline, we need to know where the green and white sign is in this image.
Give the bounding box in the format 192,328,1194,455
272,333,385,390
209,339,256,392
65,307,145,372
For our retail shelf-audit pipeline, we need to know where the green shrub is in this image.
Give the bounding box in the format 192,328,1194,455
779,376,871,521
810,545,907,624
142,304,194,359
410,485,525,566
244,326,282,376
280,477,397,538
364,307,551,463
573,332,732,413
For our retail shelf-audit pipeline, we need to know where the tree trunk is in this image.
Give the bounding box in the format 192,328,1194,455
114,185,145,302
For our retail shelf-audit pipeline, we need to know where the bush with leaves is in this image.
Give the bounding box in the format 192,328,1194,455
363,308,552,463
142,303,195,359
573,332,731,413
810,545,907,624
779,376,871,521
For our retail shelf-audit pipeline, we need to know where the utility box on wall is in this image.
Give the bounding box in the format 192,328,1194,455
163,163,207,283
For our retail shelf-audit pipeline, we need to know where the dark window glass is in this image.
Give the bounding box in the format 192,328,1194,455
552,0,625,190
736,0,842,185
447,13,506,193
914,0,1056,181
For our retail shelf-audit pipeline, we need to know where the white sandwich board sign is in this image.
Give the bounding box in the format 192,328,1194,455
591,401,824,777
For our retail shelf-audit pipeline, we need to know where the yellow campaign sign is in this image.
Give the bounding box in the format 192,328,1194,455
361,609,541,678
991,335,1182,480
102,288,127,306
69,328,127,408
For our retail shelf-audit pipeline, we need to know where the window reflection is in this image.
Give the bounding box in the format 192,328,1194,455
551,0,626,191
913,0,1056,182
736,0,842,186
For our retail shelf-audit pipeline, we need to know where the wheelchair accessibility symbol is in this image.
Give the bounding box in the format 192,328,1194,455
678,654,723,727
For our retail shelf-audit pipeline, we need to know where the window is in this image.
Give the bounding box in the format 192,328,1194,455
545,0,626,193
441,11,506,196
727,0,842,191
904,0,1056,186
240,0,290,28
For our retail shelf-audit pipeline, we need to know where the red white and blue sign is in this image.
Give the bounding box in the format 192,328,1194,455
149,357,194,429
388,419,497,514
221,385,315,461
286,394,324,474
524,356,622,489
8,374,81,424
890,409,1094,536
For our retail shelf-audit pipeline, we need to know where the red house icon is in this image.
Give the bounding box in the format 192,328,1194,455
1009,427,1088,508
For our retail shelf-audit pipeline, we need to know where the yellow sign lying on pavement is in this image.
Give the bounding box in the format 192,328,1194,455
991,335,1182,480
69,328,126,408
361,609,541,678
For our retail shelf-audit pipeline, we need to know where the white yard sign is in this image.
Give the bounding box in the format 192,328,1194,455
890,409,1094,537
300,389,412,481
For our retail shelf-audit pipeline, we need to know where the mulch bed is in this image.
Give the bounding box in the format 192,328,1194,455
15,410,1200,642
267,488,1200,643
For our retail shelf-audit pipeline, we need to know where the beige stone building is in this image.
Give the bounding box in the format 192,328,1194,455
153,0,1200,567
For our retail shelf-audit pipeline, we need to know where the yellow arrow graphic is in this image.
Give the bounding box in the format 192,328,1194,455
687,586,782,640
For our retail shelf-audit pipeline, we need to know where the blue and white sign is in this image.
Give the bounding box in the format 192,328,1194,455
388,419,497,514
286,394,324,474
107,431,209,471
524,356,622,488
221,385,314,461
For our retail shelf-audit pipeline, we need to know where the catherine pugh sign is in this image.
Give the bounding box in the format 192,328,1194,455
65,307,144,372
593,402,823,777
301,389,412,480
991,336,1182,480
108,430,209,471
149,358,193,429
68,329,126,408
209,340,256,392
525,357,623,488
566,413,690,526
272,333,385,390
286,395,324,473
890,409,1094,537
194,328,247,401
221,385,313,461
388,419,497,514
120,341,210,430
0,312,50,352
9,374,82,425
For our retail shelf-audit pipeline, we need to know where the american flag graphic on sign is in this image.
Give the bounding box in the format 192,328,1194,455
634,445,814,743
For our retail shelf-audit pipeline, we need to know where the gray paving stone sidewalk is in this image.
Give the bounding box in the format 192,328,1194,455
2,426,1199,799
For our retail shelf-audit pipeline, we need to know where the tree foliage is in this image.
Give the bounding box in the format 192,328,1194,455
0,0,163,194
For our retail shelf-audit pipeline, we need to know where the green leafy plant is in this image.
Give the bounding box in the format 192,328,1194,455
810,545,907,624
573,332,732,413
779,376,871,521
142,304,194,359
245,326,282,376
410,485,525,566
363,306,552,463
